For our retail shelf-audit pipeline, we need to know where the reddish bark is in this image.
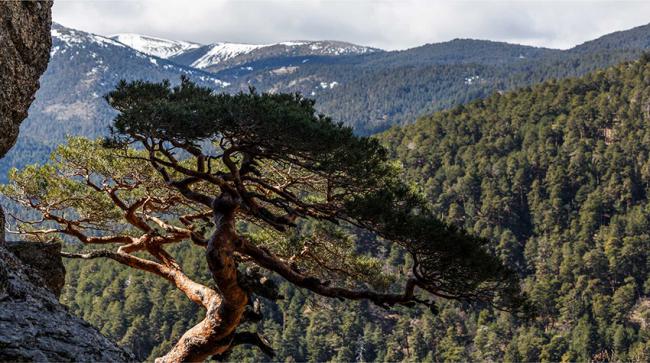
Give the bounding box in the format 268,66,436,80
156,196,248,363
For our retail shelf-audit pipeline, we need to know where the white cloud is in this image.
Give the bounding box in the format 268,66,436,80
53,0,650,50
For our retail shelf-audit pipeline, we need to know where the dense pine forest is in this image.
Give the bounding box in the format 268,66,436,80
382,55,650,361
46,55,650,361
6,3,650,362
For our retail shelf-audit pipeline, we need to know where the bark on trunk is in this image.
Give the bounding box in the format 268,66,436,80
156,195,248,362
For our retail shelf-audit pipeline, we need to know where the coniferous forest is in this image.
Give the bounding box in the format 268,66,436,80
22,54,650,362
4,6,650,362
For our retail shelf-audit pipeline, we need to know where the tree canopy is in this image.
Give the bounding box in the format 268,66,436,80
3,78,522,361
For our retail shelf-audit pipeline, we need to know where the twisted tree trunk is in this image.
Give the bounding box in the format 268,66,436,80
156,195,248,362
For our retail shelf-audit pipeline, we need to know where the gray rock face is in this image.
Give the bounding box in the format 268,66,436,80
0,0,52,243
5,241,66,298
0,2,134,361
0,0,52,158
0,244,136,362
0,207,4,244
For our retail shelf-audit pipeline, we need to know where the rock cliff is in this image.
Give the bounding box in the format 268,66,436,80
0,0,52,157
0,243,135,362
4,241,66,298
0,2,135,361
0,0,52,243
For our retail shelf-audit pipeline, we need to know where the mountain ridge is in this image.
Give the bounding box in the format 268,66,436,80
109,33,201,58
570,22,650,53
102,28,381,72
3,21,650,182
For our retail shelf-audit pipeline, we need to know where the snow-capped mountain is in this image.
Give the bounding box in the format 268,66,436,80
44,22,229,131
174,40,380,72
51,25,128,54
49,24,227,87
106,31,381,72
110,33,201,59
189,42,269,69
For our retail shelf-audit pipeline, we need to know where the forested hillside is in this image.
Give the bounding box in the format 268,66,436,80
54,55,650,361
381,55,650,361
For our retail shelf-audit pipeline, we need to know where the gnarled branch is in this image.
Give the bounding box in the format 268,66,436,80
237,237,422,308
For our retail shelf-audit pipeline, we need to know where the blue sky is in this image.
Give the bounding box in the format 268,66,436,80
53,0,650,50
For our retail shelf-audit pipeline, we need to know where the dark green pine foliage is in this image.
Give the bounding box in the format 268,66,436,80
105,76,522,309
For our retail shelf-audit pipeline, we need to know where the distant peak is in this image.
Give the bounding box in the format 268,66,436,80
51,24,126,49
109,33,202,59
190,39,379,69
110,33,201,46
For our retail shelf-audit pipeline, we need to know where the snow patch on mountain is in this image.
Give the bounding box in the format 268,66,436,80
320,81,339,89
306,41,376,56
279,41,307,46
52,26,125,49
270,66,299,75
189,40,379,70
110,33,201,59
464,75,481,85
191,42,266,69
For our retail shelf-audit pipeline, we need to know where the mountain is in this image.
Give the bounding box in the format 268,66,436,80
4,22,650,182
169,40,380,72
0,23,228,182
109,33,201,58
206,25,650,135
6,17,650,363
363,38,560,66
109,32,379,73
570,22,650,54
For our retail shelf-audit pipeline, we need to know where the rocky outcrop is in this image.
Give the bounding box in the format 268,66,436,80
0,0,52,243
0,244,135,362
0,0,52,158
0,2,135,362
5,241,66,297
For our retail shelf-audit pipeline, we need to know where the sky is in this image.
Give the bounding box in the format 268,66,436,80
52,0,650,51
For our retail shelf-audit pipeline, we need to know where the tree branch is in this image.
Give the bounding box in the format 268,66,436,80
237,237,421,308
211,331,275,361
62,249,217,307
